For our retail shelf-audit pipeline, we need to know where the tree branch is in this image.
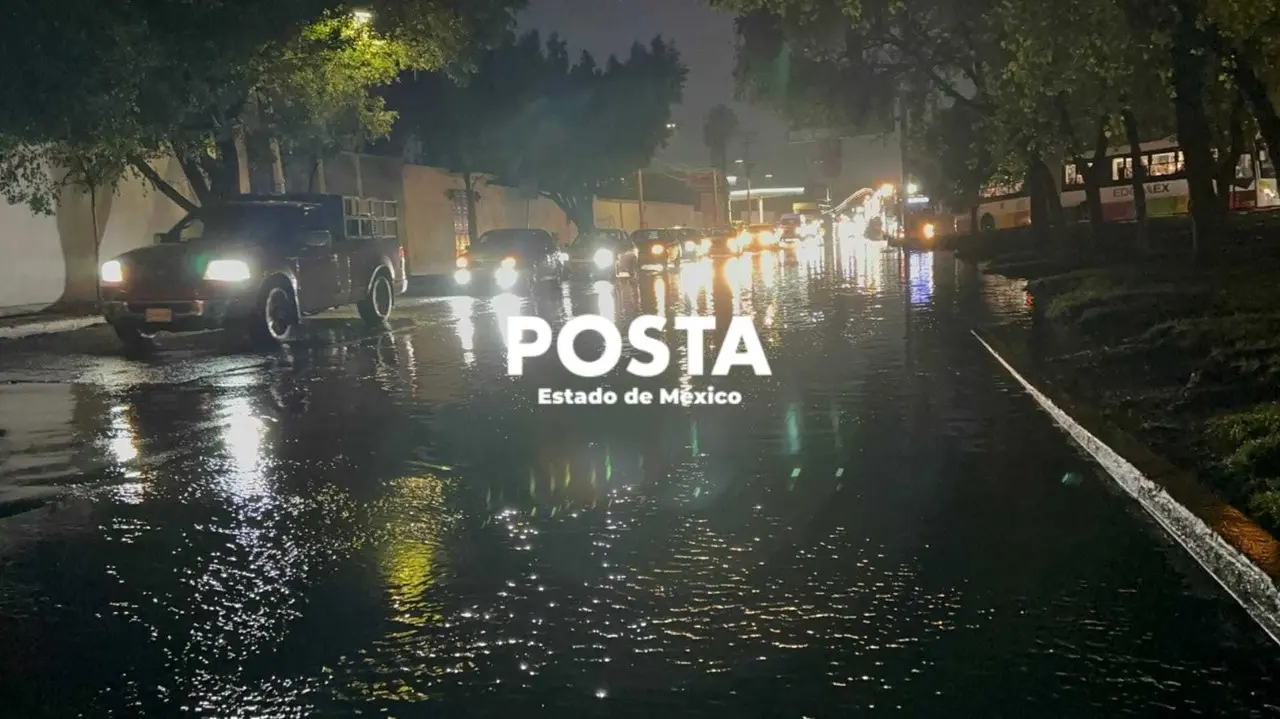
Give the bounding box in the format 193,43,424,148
128,156,199,213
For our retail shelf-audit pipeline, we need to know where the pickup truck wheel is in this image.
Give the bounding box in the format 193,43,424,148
112,321,156,352
358,273,394,325
249,284,296,346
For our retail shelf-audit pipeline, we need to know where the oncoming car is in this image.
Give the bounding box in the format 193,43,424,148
453,228,565,293
98,195,406,350
670,227,711,262
630,229,681,271
566,229,638,279
739,223,781,252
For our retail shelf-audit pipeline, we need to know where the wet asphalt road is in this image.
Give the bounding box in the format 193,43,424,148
1,235,1278,717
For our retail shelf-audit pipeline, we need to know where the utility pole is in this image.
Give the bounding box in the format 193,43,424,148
637,169,646,228
739,131,758,223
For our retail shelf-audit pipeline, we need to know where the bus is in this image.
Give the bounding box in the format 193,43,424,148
955,138,1280,233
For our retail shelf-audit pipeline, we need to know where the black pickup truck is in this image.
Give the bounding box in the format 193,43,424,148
98,194,407,349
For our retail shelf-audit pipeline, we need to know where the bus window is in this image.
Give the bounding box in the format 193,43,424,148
1064,163,1086,186
1149,151,1183,176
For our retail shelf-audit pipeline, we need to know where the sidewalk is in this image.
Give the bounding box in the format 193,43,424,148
0,309,103,340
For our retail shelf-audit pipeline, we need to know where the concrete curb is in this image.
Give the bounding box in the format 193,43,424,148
0,316,104,340
972,328,1280,647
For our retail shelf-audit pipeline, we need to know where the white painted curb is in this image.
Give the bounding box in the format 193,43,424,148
0,316,104,340
973,329,1280,646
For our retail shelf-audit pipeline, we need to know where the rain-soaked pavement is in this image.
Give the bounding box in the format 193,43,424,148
1,233,1278,717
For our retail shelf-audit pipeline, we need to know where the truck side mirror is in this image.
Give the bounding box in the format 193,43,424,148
304,230,332,247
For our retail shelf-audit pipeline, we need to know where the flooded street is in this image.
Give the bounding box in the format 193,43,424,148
1,235,1277,717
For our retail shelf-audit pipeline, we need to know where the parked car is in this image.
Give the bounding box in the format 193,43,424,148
630,229,682,271
565,228,638,279
98,195,407,350
453,228,565,293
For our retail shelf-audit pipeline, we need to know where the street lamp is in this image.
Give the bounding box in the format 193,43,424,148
352,8,372,25
878,183,894,196
906,181,919,195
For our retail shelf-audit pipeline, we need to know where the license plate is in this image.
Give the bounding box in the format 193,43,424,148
144,308,173,323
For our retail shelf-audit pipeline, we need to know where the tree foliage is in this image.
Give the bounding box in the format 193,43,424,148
0,0,523,214
387,31,687,232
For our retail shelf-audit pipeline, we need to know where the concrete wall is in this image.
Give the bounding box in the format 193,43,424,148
594,199,697,232
0,159,194,316
0,149,700,303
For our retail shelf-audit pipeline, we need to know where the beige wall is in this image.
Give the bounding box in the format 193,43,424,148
0,158,194,316
0,149,699,304
594,199,697,232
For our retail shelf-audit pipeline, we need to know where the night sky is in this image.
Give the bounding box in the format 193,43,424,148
518,0,900,196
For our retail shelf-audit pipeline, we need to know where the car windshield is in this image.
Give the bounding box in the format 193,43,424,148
630,229,669,244
474,229,546,252
165,205,301,243
572,231,625,248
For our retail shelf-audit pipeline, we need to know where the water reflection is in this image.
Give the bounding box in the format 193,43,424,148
449,297,477,366
108,404,138,465
492,292,524,346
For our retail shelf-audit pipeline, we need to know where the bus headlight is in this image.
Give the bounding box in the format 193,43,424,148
593,248,614,269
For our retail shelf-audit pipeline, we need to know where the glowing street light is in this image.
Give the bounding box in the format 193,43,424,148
877,183,894,196
352,8,373,25
906,181,919,195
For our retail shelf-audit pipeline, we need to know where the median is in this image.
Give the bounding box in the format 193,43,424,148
982,240,1280,535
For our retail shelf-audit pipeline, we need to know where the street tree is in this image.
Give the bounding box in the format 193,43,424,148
498,35,688,232
384,31,553,243
0,0,523,215
703,105,741,188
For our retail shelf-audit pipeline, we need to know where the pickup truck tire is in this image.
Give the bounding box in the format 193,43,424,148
248,282,296,347
112,321,156,352
358,273,394,325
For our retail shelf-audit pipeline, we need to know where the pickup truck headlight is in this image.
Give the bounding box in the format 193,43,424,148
204,259,252,282
100,260,123,284
593,248,614,269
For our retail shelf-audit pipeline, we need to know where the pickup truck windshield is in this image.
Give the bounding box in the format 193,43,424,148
474,230,548,251
165,205,302,243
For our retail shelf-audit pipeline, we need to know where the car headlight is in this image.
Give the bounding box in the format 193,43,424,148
923,222,936,239
495,267,519,288
100,260,123,284
501,256,517,269
456,256,469,268
204,259,251,282
683,240,695,251
593,248,614,269
454,269,472,285
650,244,663,256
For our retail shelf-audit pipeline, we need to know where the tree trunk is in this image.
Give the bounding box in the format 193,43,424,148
270,138,286,194
1121,107,1149,252
1082,115,1110,252
462,171,480,245
1218,92,1246,216
1026,162,1048,236
969,203,979,235
1170,12,1220,257
1208,31,1280,169
554,193,594,233
212,138,242,200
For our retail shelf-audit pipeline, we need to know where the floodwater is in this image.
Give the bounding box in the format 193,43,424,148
1,233,1277,717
